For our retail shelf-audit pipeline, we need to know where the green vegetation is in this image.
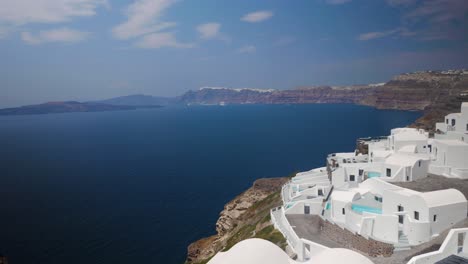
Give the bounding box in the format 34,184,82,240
255,225,288,250
223,189,287,252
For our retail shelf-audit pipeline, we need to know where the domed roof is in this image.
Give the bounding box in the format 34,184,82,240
208,238,294,264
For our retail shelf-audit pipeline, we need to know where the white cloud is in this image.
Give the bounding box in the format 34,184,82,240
241,10,273,23
237,45,256,54
0,0,108,25
134,32,193,49
325,0,352,5
196,23,221,39
357,28,403,41
112,0,178,40
21,28,90,44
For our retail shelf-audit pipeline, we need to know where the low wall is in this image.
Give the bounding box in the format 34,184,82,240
320,219,394,257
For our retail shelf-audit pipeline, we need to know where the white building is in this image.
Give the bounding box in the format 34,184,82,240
262,104,468,263
436,103,468,140
431,103,468,178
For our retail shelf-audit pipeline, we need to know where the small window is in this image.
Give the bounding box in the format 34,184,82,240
379,197,383,203
359,169,363,176
318,189,323,196
452,119,456,126
446,119,449,124
418,161,422,167
414,211,419,220
386,168,391,177
342,208,345,215
350,175,355,182
466,124,468,131
433,215,437,222
375,196,379,201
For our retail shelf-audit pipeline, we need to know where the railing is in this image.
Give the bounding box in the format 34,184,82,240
270,206,302,259
300,238,329,260
408,228,468,264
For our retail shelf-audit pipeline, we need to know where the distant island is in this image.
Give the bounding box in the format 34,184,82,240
0,101,161,116
1,70,467,130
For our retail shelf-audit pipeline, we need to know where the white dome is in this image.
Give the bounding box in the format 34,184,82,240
208,238,294,264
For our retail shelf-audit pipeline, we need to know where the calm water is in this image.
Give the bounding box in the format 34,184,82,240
0,104,420,264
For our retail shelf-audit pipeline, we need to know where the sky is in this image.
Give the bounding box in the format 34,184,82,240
0,0,467,107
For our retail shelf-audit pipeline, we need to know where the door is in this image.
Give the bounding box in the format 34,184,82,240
304,205,310,215
398,205,404,224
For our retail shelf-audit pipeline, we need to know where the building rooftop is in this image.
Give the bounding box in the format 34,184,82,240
385,153,429,167
419,189,467,208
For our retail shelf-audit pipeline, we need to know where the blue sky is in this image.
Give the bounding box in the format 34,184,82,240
1,0,467,107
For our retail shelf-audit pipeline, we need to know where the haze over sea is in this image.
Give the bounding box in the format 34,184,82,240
0,104,420,264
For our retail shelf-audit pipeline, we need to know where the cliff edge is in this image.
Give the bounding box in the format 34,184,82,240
186,177,289,264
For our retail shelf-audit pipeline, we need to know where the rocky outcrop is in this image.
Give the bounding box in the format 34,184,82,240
179,70,468,130
186,177,288,263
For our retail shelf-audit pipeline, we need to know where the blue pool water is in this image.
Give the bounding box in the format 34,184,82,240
352,204,383,214
0,104,419,263
368,172,382,178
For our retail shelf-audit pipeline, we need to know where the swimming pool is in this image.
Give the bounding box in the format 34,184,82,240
351,204,382,214
367,172,381,178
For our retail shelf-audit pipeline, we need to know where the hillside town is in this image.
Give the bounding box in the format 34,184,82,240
208,103,468,264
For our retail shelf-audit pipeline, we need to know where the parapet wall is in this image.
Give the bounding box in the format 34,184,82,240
320,219,394,257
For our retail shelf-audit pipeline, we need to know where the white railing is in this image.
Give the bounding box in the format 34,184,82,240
300,238,329,260
408,228,468,264
270,206,302,259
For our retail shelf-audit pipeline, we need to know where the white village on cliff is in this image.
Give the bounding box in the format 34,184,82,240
209,103,468,264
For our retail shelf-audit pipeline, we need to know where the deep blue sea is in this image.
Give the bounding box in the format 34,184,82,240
0,104,420,264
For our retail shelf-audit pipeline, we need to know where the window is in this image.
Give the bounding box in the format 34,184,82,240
452,119,456,126
466,123,468,131
433,215,437,222
386,168,391,177
418,161,422,167
414,211,419,220
318,189,323,196
379,197,383,203
446,119,449,124
342,208,345,215
359,169,363,176
375,196,379,201
350,175,355,182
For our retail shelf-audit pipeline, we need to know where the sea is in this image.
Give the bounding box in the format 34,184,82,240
0,104,420,264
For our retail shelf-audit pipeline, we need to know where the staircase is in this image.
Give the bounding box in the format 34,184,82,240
394,231,411,251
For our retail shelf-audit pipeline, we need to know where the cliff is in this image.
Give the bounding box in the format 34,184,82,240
186,177,289,264
179,70,468,130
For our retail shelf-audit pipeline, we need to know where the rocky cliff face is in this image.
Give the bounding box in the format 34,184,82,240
179,70,468,130
186,177,288,263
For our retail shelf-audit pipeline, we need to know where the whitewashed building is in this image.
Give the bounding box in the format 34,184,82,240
431,103,468,178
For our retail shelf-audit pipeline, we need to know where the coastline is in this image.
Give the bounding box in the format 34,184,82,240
184,101,464,263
